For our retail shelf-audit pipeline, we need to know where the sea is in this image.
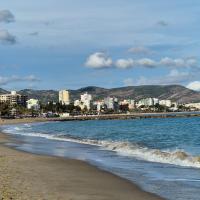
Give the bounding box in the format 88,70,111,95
2,117,200,200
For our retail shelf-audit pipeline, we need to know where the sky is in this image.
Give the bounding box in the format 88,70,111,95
1,0,200,91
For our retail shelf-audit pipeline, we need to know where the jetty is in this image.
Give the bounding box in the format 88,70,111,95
50,112,200,122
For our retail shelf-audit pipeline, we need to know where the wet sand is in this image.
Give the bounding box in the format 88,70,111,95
0,118,164,200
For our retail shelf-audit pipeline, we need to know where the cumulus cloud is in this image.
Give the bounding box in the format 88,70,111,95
160,57,197,67
0,75,40,86
0,10,15,23
85,52,198,70
137,58,157,68
187,81,200,91
0,30,16,44
85,50,199,75
85,52,113,68
116,58,157,69
116,57,197,69
116,59,134,69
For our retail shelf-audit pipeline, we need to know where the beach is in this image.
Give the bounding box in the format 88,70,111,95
0,118,163,200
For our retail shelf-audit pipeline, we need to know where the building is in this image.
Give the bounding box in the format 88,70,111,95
159,100,172,107
59,90,70,105
93,100,105,112
119,99,135,110
81,92,92,102
137,98,154,107
185,103,200,110
27,99,40,111
60,113,70,118
80,93,92,110
74,99,85,110
0,91,28,107
153,98,159,105
104,97,118,110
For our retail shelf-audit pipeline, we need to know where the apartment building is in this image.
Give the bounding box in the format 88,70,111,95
0,91,28,107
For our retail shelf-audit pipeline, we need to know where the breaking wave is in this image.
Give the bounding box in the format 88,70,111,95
3,124,200,169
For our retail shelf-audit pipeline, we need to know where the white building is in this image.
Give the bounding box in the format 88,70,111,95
27,99,40,111
60,113,70,118
137,98,154,107
185,103,200,110
59,90,70,105
80,93,92,110
159,100,172,107
153,98,159,105
74,99,81,107
104,97,116,110
81,92,92,102
93,101,105,112
74,99,85,110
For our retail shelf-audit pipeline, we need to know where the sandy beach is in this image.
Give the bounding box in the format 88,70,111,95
0,118,164,200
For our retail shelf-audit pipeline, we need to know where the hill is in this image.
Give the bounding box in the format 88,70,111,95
0,85,200,104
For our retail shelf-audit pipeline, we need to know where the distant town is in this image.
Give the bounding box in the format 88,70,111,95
0,89,200,119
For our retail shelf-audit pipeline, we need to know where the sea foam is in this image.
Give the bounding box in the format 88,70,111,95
3,125,200,169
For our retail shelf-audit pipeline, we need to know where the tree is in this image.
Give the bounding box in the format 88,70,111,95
0,103,10,116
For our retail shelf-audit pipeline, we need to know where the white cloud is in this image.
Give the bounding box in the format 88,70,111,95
0,30,16,44
85,52,113,68
0,75,40,86
137,58,157,68
160,57,197,68
116,59,134,69
187,81,200,91
160,57,175,66
85,52,198,69
0,10,15,23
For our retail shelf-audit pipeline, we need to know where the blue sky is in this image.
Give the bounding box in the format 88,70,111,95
1,0,200,90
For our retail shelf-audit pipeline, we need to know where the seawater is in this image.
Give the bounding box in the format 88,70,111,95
2,117,200,200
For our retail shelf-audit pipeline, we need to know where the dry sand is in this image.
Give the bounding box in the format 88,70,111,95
0,118,164,200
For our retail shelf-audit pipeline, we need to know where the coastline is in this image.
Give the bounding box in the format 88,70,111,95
0,118,164,200
1,111,200,126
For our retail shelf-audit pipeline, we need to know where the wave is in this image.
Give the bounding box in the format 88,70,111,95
3,125,200,169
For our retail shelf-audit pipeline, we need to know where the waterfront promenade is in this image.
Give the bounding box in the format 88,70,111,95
54,112,200,122
1,112,200,125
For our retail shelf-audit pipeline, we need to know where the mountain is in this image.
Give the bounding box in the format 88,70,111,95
71,85,200,103
0,85,200,103
19,89,58,103
0,88,9,94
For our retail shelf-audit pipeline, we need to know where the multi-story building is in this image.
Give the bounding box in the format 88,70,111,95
104,97,118,110
153,98,159,105
119,99,135,110
137,98,160,107
0,91,28,107
137,98,154,107
93,100,105,112
27,99,40,111
159,100,172,107
74,99,85,110
185,103,200,110
81,93,92,110
59,90,70,105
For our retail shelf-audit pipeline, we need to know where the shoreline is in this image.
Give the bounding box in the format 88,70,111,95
1,111,200,126
0,118,164,200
